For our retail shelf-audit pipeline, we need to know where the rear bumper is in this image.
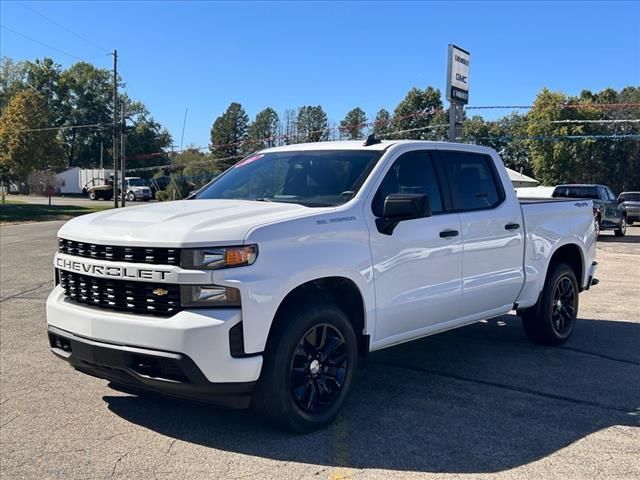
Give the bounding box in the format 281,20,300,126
584,261,598,291
48,326,255,408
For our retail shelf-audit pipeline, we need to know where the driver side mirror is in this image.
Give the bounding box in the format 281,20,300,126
376,193,432,235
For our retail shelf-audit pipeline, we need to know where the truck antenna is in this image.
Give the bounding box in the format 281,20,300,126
363,134,381,147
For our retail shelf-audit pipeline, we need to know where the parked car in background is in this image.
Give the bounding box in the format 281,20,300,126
552,184,626,236
617,191,640,225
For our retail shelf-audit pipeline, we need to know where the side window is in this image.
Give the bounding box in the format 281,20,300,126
597,187,607,201
441,152,503,211
605,187,616,201
372,151,443,217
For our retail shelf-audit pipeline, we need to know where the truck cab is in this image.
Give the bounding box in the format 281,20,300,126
123,177,152,202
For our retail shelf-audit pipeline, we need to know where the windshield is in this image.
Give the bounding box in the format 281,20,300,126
619,193,640,202
127,178,145,187
553,186,599,199
195,150,382,207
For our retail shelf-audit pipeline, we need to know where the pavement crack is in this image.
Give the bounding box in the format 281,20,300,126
0,281,51,303
558,346,640,367
110,452,128,478
370,360,634,414
166,438,177,454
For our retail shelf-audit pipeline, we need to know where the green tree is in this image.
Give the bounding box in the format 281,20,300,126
122,97,172,169
210,102,249,170
0,57,28,111
59,61,115,168
527,88,584,186
0,90,65,181
248,107,279,151
339,107,367,140
373,108,392,137
392,86,443,139
296,105,329,142
464,113,532,176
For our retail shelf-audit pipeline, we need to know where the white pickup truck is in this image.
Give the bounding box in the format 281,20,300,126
47,139,598,432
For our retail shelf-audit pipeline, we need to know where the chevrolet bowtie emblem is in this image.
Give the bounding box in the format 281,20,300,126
152,288,169,296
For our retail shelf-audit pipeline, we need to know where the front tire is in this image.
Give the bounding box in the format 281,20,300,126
252,301,358,433
127,192,136,202
519,263,579,346
89,191,97,201
614,216,626,237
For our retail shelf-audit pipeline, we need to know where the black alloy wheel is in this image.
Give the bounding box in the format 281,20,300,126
551,276,576,335
290,323,348,413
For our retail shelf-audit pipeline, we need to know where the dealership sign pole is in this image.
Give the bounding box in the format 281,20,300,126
446,44,470,142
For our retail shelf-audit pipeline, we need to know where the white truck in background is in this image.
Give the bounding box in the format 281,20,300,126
46,139,597,432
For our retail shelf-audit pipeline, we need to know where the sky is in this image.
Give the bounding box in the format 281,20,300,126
1,1,639,149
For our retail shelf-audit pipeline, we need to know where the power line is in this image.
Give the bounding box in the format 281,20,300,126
4,123,107,134
465,103,640,110
16,1,108,53
0,24,84,61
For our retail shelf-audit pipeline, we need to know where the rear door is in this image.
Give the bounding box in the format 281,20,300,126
366,148,463,345
436,150,525,319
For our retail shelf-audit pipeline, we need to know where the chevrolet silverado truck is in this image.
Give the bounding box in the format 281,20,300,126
47,139,598,432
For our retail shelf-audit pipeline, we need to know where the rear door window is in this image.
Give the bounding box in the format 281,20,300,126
440,152,504,211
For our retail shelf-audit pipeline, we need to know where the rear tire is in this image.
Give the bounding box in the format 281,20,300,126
252,300,358,433
519,262,579,346
614,216,626,237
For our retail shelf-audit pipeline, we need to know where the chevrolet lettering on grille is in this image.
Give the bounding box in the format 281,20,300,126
55,256,171,281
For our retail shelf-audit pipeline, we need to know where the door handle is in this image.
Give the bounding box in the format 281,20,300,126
505,223,520,230
439,229,459,238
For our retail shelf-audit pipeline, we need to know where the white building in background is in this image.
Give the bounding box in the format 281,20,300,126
55,168,113,195
506,168,539,188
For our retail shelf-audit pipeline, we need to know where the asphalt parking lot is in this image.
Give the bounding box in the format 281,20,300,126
1,222,638,480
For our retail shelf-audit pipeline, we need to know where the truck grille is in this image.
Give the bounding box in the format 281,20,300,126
58,238,180,266
59,270,181,317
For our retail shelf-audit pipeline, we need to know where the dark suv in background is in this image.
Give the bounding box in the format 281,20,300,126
618,192,640,225
552,184,626,237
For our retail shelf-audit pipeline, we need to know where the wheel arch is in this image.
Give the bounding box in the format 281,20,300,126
268,276,369,358
548,243,584,291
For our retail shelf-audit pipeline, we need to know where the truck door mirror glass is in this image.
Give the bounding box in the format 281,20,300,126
376,193,431,235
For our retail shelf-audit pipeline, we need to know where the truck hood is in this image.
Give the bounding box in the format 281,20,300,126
58,199,312,247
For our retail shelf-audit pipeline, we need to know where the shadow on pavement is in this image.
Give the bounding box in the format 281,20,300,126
598,226,640,243
104,315,640,474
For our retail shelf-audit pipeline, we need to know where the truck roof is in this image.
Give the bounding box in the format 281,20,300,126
261,139,496,154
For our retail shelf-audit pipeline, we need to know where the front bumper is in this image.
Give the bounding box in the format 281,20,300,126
132,190,151,199
48,326,255,408
624,206,640,219
46,286,263,386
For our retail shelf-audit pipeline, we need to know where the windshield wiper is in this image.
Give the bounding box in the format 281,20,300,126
254,197,273,202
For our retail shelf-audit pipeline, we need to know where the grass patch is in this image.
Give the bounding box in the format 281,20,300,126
0,202,111,224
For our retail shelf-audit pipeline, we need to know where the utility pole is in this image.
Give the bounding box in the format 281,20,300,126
111,49,119,208
120,106,126,207
99,141,103,169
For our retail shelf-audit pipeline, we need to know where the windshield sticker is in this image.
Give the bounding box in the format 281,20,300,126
235,154,264,168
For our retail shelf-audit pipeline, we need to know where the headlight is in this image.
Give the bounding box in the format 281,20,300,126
181,245,258,270
180,285,241,307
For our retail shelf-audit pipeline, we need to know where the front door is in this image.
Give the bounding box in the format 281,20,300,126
366,149,463,346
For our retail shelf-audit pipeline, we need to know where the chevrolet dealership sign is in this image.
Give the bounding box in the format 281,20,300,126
446,44,470,104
